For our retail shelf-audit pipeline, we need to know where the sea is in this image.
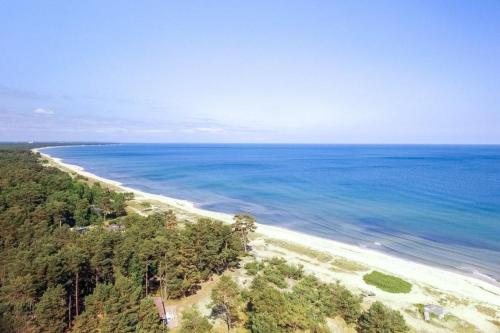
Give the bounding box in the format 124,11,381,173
43,144,500,281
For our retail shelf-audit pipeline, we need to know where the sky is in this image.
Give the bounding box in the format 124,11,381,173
1,1,499,144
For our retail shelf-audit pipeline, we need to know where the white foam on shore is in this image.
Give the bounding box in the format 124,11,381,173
33,147,500,308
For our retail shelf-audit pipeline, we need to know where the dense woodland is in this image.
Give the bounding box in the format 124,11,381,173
0,147,408,333
0,149,243,332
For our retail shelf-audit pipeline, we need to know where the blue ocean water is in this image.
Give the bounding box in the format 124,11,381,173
44,144,500,280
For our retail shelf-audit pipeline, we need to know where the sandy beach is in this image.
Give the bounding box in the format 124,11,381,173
34,147,500,332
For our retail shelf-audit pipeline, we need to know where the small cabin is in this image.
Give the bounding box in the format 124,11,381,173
424,304,446,320
152,297,177,328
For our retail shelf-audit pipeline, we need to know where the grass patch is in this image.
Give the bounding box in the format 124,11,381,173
331,258,368,272
422,286,469,307
414,303,425,319
445,314,480,333
475,304,497,317
423,286,442,297
438,294,470,307
363,271,412,293
140,201,152,209
265,238,333,263
406,304,428,322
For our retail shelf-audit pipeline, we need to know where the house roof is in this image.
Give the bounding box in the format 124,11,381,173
424,304,446,315
152,297,166,319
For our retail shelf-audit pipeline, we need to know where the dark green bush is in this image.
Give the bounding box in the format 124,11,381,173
358,301,409,333
363,271,412,293
244,261,262,275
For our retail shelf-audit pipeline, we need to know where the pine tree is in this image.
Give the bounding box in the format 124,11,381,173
136,298,165,333
331,282,362,324
180,306,213,333
63,243,88,318
163,210,178,230
73,275,143,333
232,214,256,253
210,276,241,332
357,301,408,333
34,285,67,333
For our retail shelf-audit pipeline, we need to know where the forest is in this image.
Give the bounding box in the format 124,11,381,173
0,147,408,333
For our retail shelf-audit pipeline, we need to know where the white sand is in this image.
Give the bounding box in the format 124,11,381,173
34,147,500,332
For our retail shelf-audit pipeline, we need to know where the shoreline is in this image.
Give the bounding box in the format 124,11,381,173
33,147,500,309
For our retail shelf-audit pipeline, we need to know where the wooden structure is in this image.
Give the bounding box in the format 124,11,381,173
423,304,446,321
152,297,177,328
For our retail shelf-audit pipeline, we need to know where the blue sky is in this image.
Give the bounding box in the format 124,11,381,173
1,1,499,143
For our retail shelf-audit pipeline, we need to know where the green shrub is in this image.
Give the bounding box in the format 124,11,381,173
290,275,335,319
331,283,362,324
414,303,425,318
244,261,262,275
260,257,305,288
180,306,213,333
262,266,287,288
140,201,152,209
358,302,409,333
265,257,304,280
363,271,412,293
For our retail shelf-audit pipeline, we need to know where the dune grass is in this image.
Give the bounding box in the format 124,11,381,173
265,238,333,263
363,271,412,293
489,319,500,328
475,304,497,317
445,314,481,333
331,258,369,272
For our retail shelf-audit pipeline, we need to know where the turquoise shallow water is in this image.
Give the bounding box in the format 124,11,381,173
44,144,500,280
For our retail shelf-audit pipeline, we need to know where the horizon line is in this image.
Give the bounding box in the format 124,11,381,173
4,141,500,146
